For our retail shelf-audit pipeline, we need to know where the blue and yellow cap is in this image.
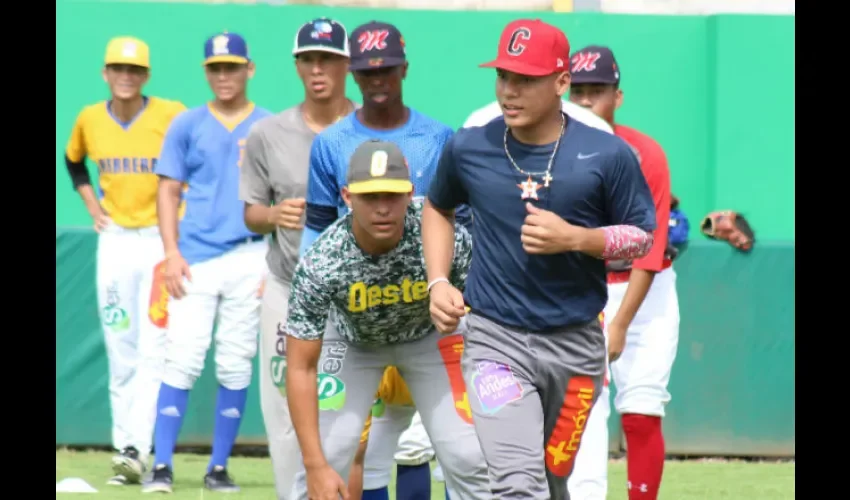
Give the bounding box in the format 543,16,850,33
203,32,250,66
105,36,150,68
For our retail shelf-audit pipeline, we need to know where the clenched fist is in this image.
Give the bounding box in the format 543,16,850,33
268,198,306,230
429,281,467,334
521,203,587,255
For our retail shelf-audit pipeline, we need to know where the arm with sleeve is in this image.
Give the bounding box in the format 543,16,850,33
64,109,91,188
595,143,658,261
300,136,341,257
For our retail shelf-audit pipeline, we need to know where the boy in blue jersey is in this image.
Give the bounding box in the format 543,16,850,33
299,21,466,500
423,20,657,500
300,21,469,256
143,32,272,494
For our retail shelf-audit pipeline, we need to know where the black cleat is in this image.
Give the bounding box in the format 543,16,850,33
141,464,173,494
204,465,240,493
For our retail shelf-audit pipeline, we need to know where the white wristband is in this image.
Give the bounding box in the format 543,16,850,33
427,277,450,292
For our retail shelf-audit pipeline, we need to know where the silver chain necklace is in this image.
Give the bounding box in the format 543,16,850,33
503,112,566,189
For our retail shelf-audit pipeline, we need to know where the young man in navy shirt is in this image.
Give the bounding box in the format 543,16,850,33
422,19,657,500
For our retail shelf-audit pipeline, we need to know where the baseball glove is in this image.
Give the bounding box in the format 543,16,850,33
700,210,755,252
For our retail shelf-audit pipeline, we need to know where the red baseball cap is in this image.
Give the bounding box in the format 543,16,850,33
480,19,571,76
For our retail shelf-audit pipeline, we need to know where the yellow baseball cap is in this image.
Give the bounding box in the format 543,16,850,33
104,37,150,68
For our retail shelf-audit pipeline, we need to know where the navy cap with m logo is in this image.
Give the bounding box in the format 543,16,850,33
570,45,620,85
349,21,407,71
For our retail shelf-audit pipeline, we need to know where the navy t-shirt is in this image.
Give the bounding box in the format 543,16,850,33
428,115,656,331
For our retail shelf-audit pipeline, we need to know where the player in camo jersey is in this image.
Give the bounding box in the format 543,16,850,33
285,140,489,500
302,21,472,500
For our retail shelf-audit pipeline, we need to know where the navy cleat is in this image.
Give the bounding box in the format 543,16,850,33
141,464,173,494
204,465,240,493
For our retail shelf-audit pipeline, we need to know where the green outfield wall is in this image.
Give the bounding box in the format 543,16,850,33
56,2,795,240
56,229,795,456
56,2,795,456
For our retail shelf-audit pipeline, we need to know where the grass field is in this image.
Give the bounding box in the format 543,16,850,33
56,449,794,499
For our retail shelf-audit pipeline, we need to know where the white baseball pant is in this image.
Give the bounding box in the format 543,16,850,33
258,273,299,499
607,267,680,417
161,239,267,392
395,411,437,465
569,267,680,499
96,222,166,457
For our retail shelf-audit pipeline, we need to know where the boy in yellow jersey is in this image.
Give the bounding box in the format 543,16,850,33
62,36,186,486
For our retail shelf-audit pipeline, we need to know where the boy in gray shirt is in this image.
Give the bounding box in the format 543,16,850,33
238,17,356,499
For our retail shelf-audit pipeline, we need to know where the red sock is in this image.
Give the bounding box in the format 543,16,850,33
621,413,665,499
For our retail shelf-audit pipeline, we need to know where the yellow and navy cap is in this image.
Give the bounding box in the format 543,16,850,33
104,36,150,68
347,140,413,195
203,32,250,66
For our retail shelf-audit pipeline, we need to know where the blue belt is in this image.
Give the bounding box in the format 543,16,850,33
242,234,264,244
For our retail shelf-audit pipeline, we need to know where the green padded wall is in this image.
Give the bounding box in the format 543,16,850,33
57,229,795,456
55,1,795,456
55,2,795,240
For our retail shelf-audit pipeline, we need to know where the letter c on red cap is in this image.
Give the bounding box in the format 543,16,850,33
507,28,531,56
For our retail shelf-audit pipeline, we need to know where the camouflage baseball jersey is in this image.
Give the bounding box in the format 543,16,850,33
286,207,472,345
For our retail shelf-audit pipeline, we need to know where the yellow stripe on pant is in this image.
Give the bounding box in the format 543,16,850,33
361,366,413,443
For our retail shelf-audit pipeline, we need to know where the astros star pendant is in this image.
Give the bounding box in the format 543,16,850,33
518,176,541,200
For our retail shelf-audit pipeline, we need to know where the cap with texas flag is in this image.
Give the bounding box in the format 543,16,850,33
104,36,150,68
293,18,350,58
480,19,570,76
203,32,250,66
347,140,413,194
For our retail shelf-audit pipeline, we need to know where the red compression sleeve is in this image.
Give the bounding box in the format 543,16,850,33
601,225,654,261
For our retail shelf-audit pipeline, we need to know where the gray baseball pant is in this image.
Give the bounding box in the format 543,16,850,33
290,326,490,500
362,405,417,490
461,312,606,500
258,274,300,499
